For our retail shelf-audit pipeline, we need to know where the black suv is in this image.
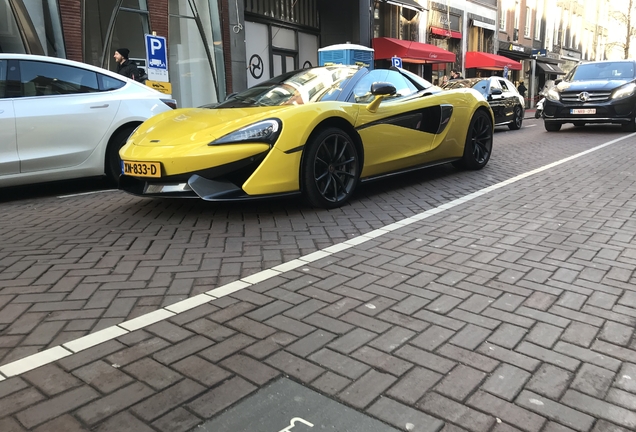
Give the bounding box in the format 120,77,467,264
543,60,636,132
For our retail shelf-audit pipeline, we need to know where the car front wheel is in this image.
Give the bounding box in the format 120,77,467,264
508,105,523,130
454,110,492,170
544,121,562,132
301,127,360,209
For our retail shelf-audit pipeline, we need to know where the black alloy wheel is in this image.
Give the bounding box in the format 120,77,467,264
508,105,523,130
302,127,360,209
621,116,636,132
454,110,493,170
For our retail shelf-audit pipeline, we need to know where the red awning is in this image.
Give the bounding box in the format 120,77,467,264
430,26,462,39
372,37,456,64
465,51,522,71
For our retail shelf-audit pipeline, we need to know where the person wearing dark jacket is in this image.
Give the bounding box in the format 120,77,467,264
114,48,142,81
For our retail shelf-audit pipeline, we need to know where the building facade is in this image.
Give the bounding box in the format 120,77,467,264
1,0,623,110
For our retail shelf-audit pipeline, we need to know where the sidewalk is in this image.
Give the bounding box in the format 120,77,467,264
0,133,635,432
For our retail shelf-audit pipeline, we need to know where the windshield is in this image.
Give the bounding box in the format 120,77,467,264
216,66,360,108
571,62,635,81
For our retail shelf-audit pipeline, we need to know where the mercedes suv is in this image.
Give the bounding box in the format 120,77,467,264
543,60,636,132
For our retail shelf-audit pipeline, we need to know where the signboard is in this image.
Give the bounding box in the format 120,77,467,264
196,378,404,432
145,80,172,95
392,56,403,68
503,65,509,79
145,34,169,82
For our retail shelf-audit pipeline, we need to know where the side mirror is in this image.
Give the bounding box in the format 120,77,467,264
554,79,562,85
365,82,397,113
490,88,503,95
371,82,397,96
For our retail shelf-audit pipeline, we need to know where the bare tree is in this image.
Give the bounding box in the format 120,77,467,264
607,0,636,59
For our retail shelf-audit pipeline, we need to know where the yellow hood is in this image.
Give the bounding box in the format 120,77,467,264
131,106,291,147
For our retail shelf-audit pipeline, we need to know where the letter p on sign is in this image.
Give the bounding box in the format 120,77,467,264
151,39,162,55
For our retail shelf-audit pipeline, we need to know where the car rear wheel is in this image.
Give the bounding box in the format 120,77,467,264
301,127,360,209
508,105,523,130
545,121,562,132
106,126,136,185
453,110,492,170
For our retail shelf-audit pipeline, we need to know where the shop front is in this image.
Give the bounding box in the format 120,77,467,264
373,36,455,83
497,40,533,105
428,4,463,84
2,0,227,109
464,51,522,78
533,49,566,94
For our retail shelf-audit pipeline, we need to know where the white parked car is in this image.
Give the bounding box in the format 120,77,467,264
0,54,176,188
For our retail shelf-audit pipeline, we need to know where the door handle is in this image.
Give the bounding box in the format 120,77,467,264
90,104,109,109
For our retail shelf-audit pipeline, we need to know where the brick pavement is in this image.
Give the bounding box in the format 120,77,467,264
0,125,635,431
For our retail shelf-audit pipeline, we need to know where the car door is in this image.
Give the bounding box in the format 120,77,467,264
498,79,517,122
12,59,120,173
351,69,436,177
0,59,18,176
487,78,507,124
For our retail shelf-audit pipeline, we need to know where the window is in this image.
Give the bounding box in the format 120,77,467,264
525,7,531,38
0,60,6,98
21,0,66,57
19,61,99,97
169,0,225,107
535,3,542,40
83,0,150,72
0,0,27,53
98,74,125,91
498,79,510,92
349,70,417,103
499,7,506,31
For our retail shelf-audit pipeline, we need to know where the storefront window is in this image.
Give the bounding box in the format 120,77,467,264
0,0,27,53
21,0,65,57
169,0,225,107
83,0,150,71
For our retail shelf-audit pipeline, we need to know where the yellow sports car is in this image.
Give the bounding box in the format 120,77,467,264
119,65,494,208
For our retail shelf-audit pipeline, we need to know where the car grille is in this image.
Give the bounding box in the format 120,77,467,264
560,91,611,103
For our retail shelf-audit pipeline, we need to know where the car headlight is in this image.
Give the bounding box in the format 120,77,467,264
546,88,560,101
612,83,636,99
209,119,282,146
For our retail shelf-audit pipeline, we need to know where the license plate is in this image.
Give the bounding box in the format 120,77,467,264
570,108,596,114
122,161,161,178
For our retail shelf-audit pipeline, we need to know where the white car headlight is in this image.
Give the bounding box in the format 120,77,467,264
612,83,636,99
546,88,560,101
209,119,282,146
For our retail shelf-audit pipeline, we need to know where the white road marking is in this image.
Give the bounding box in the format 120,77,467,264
58,189,117,198
524,124,537,128
2,132,634,378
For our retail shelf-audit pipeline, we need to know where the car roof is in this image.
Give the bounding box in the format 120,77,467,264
0,53,123,80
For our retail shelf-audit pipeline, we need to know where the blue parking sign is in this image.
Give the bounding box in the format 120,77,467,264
145,34,169,82
391,56,403,68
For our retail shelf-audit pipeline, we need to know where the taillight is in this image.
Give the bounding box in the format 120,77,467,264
161,98,178,109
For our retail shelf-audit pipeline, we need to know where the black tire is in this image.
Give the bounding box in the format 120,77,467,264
301,127,360,209
544,121,562,132
454,110,493,170
508,105,523,130
106,126,136,184
573,122,586,127
534,110,542,119
621,116,636,132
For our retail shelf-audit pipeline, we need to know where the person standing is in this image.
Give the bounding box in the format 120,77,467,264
450,69,463,80
517,80,527,97
114,48,141,81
